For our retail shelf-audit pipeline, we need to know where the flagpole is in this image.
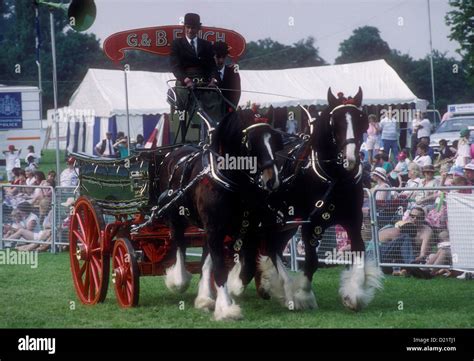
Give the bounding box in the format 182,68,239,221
34,5,43,128
427,0,436,111
50,10,61,176
124,69,131,154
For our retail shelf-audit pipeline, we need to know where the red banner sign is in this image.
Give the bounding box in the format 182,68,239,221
103,25,246,62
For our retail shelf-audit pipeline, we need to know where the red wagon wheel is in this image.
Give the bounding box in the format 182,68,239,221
112,237,140,307
69,196,110,305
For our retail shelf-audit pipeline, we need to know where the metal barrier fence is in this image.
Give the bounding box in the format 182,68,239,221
1,184,57,253
2,183,473,278
54,186,76,248
285,188,376,271
372,186,474,275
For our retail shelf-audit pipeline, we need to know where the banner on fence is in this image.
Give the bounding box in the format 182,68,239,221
447,193,474,271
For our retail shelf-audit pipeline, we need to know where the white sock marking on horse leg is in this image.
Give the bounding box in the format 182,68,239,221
257,255,277,295
292,273,318,310
275,256,295,308
339,256,383,311
194,254,215,311
213,283,242,321
165,248,192,293
228,260,245,297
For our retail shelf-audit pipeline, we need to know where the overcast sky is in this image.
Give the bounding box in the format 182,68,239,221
88,0,460,64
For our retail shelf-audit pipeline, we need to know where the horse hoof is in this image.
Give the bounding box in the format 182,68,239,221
257,287,271,300
342,295,361,312
213,303,243,321
194,296,215,312
293,289,318,310
165,271,192,294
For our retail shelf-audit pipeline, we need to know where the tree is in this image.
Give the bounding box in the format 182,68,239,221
239,37,326,70
409,51,472,112
445,0,474,85
335,26,391,64
0,0,108,116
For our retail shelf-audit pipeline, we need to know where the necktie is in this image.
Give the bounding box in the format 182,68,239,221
191,39,197,55
108,140,112,155
220,69,224,81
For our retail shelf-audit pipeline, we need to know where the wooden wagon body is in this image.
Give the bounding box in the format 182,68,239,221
69,147,209,307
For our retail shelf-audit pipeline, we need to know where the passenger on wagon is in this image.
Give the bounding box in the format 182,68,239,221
212,41,241,113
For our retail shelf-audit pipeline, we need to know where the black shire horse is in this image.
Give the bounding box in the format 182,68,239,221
157,109,283,320
234,88,383,312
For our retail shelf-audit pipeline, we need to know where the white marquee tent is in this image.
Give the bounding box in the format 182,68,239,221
49,59,427,154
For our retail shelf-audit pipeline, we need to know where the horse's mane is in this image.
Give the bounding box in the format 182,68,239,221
212,109,255,155
312,106,336,156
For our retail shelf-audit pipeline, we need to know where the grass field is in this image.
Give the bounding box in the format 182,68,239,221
0,252,473,328
35,149,67,175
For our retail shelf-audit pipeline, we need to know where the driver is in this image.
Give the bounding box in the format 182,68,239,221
170,13,224,131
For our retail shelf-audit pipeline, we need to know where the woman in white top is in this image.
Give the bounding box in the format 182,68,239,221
415,165,440,213
413,143,432,168
399,162,422,200
455,129,471,167
371,167,392,202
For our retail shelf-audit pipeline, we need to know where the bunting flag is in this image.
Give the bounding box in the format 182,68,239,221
144,114,170,149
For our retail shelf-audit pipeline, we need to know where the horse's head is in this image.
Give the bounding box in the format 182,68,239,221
213,109,283,192
311,87,368,173
241,121,283,192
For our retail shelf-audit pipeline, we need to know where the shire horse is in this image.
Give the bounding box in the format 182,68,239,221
157,109,283,320
234,88,383,311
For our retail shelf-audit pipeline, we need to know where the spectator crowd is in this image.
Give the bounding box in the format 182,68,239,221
2,144,79,252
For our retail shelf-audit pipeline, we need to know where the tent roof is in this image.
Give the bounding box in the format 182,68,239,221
69,59,427,117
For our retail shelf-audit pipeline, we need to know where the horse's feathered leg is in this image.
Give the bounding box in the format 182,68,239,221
165,216,192,293
338,205,383,311
194,247,216,311
291,223,318,310
208,227,243,321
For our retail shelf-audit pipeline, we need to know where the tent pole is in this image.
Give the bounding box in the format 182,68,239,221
124,69,131,154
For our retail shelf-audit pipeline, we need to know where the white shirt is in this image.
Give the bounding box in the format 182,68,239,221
186,36,198,55
5,151,21,170
372,183,392,201
417,118,432,138
218,66,225,81
25,151,40,163
455,139,471,167
25,212,39,229
60,168,79,187
286,119,297,134
379,117,399,140
95,139,115,156
26,177,36,186
414,155,432,167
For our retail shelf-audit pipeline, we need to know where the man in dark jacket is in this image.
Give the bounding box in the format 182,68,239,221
170,13,224,133
213,41,241,113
